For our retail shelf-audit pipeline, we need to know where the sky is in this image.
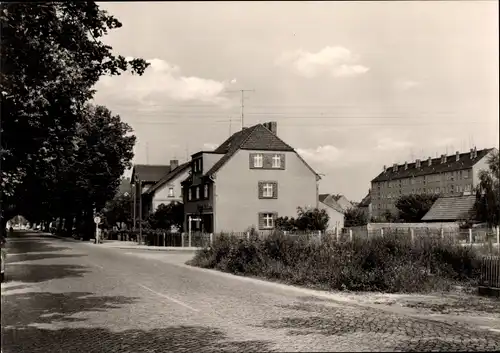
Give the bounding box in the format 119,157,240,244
93,1,499,202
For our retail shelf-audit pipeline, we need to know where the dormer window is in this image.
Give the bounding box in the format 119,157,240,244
253,154,263,168
195,186,200,199
204,184,209,198
272,154,281,168
188,189,192,201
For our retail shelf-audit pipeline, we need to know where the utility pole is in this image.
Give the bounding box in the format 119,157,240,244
226,89,255,130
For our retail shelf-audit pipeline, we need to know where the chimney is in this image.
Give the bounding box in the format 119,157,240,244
404,161,408,170
427,157,432,166
441,154,446,164
264,121,277,135
392,163,398,172
170,159,179,170
416,159,421,168
456,151,460,161
470,148,474,159
473,146,477,158
383,165,387,172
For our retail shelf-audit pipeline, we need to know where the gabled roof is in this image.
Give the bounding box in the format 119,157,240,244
131,164,172,183
318,193,345,213
204,123,317,178
421,194,476,221
144,162,190,196
372,148,494,183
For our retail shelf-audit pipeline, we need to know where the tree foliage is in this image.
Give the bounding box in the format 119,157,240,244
147,203,184,231
344,207,368,227
395,194,439,222
103,191,133,230
473,150,500,227
0,2,148,234
275,207,329,232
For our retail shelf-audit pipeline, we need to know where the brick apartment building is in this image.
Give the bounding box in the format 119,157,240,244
370,147,496,219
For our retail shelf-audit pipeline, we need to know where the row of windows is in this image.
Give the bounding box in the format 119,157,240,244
378,170,470,189
376,184,473,199
187,184,210,201
250,153,285,169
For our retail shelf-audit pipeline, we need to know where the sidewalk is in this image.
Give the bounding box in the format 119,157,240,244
97,240,202,252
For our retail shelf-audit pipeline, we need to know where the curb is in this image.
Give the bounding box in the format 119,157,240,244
103,245,202,252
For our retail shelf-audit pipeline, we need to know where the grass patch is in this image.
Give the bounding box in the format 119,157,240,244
189,230,482,293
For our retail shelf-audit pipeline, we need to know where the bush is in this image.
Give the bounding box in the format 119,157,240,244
189,231,481,293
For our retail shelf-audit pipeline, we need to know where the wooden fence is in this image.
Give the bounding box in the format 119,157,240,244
479,256,500,289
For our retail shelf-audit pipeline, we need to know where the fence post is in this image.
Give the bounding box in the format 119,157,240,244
318,230,322,242
469,228,473,244
349,229,353,242
440,228,444,240
336,227,339,242
188,231,192,248
210,233,213,246
380,228,384,237
410,229,415,244
181,232,185,247
163,232,166,247
246,231,250,241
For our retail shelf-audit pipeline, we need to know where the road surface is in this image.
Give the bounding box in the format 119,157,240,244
1,232,500,352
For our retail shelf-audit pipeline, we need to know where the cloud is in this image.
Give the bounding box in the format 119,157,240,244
95,58,235,107
394,79,421,91
296,145,343,164
202,143,219,151
275,46,369,78
375,137,412,151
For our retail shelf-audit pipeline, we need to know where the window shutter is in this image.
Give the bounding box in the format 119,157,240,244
258,182,264,199
279,154,286,169
258,213,265,229
249,153,255,169
272,182,278,199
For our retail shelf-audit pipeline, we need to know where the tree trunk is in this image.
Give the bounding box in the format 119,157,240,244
64,216,74,237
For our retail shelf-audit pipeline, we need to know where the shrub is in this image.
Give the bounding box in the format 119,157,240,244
189,230,481,293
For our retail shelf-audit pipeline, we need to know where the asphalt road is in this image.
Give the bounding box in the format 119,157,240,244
1,231,500,352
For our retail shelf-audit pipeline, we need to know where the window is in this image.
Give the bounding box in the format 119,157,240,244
259,212,276,229
253,154,263,168
272,154,281,168
168,187,174,197
204,184,209,199
188,189,192,201
463,170,469,179
263,183,273,197
195,186,200,199
258,181,277,199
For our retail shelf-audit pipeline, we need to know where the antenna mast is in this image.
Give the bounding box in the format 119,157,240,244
226,89,255,130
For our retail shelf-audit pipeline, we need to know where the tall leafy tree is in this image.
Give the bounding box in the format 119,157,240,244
103,193,133,230
473,150,500,227
147,203,184,231
395,194,439,222
0,2,149,231
344,207,368,227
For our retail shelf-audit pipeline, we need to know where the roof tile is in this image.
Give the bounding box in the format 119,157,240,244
421,195,476,221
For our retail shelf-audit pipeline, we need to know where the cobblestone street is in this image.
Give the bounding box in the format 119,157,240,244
2,232,500,352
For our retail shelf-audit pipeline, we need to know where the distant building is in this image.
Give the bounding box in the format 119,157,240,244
142,160,190,216
421,194,476,222
358,190,372,220
130,164,175,221
370,147,496,219
318,194,345,231
181,121,320,233
330,194,354,212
